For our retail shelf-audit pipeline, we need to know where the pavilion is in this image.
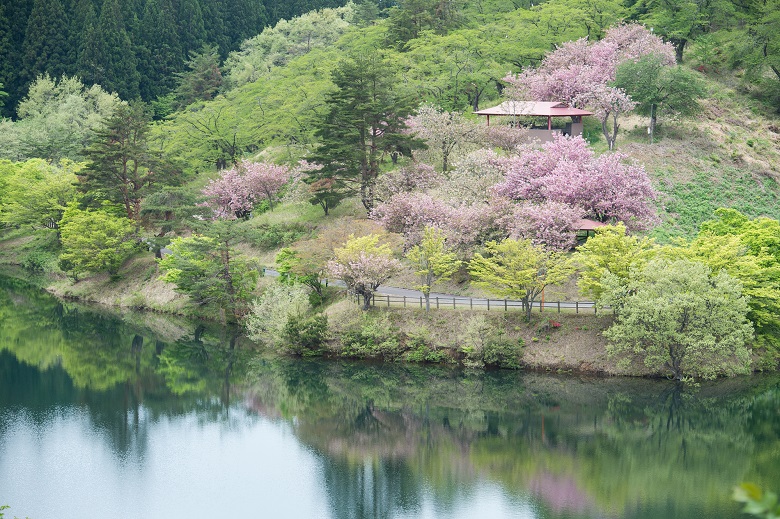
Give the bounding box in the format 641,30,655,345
474,101,593,142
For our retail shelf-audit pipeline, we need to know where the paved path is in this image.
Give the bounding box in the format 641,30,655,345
262,267,597,310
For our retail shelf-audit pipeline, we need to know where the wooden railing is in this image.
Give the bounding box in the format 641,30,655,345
357,294,602,314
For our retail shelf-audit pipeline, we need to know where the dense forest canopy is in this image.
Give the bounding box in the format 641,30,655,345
0,0,357,116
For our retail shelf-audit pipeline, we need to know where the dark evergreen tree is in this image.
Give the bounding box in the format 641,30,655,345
224,0,268,49
80,0,140,99
79,102,180,221
0,1,13,116
73,0,98,84
0,0,33,114
307,52,423,214
175,0,206,56
137,0,183,101
21,0,71,84
200,0,230,57
174,44,223,108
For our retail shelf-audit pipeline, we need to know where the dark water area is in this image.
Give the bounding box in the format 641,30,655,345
0,275,778,519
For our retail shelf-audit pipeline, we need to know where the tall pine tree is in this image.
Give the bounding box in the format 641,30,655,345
137,0,183,100
21,0,71,84
80,0,140,99
175,0,206,57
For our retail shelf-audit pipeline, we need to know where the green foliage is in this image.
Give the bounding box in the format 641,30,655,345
403,332,451,364
574,223,657,301
614,54,706,142
245,283,311,347
0,159,80,230
458,314,523,369
307,50,423,214
469,238,574,321
283,313,328,356
80,101,180,221
340,312,402,360
247,222,309,250
175,44,223,108
0,75,121,162
58,204,138,278
603,258,753,380
406,226,461,311
158,222,258,322
734,484,780,519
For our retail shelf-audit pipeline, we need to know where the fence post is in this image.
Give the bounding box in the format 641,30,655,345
594,303,597,314
487,299,490,311
470,297,473,310
387,294,390,307
436,296,439,309
504,299,507,311
453,297,456,309
372,294,375,307
420,297,423,308
575,301,579,314
403,296,406,308
557,301,560,313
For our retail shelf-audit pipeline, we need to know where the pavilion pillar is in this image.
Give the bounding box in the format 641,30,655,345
547,116,551,130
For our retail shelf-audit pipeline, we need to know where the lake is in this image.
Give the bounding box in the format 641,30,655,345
0,275,778,519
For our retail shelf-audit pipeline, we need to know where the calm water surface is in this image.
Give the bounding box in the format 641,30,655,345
0,275,778,519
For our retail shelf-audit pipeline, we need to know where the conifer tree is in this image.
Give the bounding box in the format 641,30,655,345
81,0,139,100
0,2,13,116
176,0,206,57
137,0,183,101
21,0,71,83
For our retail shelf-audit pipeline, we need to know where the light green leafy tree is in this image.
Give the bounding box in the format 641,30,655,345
245,283,311,348
573,223,657,303
0,75,121,162
614,54,706,143
734,484,780,519
664,208,780,364
58,204,137,279
406,226,461,312
603,258,753,381
0,159,79,231
158,222,258,323
469,238,574,321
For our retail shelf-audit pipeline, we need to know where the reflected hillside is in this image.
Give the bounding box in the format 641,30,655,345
246,359,780,519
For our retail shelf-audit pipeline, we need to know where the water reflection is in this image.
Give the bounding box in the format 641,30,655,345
1,275,779,519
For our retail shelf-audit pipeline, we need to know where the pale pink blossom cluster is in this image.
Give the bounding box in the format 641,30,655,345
202,160,293,218
327,253,402,299
375,162,442,201
494,134,658,230
508,201,584,251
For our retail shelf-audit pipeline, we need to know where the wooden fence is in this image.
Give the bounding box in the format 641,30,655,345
356,294,601,314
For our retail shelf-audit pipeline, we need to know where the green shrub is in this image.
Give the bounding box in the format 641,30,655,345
340,313,402,360
247,223,309,250
483,338,524,369
404,334,450,364
283,313,328,356
21,250,56,273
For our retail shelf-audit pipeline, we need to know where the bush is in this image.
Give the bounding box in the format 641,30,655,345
340,313,402,360
21,250,56,273
283,313,328,356
247,223,309,250
403,334,451,364
483,338,524,369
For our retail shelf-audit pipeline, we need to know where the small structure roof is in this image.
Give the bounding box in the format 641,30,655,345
474,101,593,118
574,218,607,231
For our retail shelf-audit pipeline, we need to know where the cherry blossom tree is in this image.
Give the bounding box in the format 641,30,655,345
327,234,402,310
407,104,483,172
202,160,293,218
443,149,508,206
495,134,658,230
509,201,584,251
372,193,454,249
375,162,441,201
503,23,675,149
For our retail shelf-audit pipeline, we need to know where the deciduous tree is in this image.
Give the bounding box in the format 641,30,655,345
469,237,574,321
405,226,461,311
603,259,752,381
327,234,402,310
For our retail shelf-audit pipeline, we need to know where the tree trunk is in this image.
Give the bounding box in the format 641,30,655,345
362,292,372,310
673,38,686,64
649,103,657,144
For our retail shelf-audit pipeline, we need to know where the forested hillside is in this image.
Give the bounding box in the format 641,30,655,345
2,0,780,377
0,0,356,116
